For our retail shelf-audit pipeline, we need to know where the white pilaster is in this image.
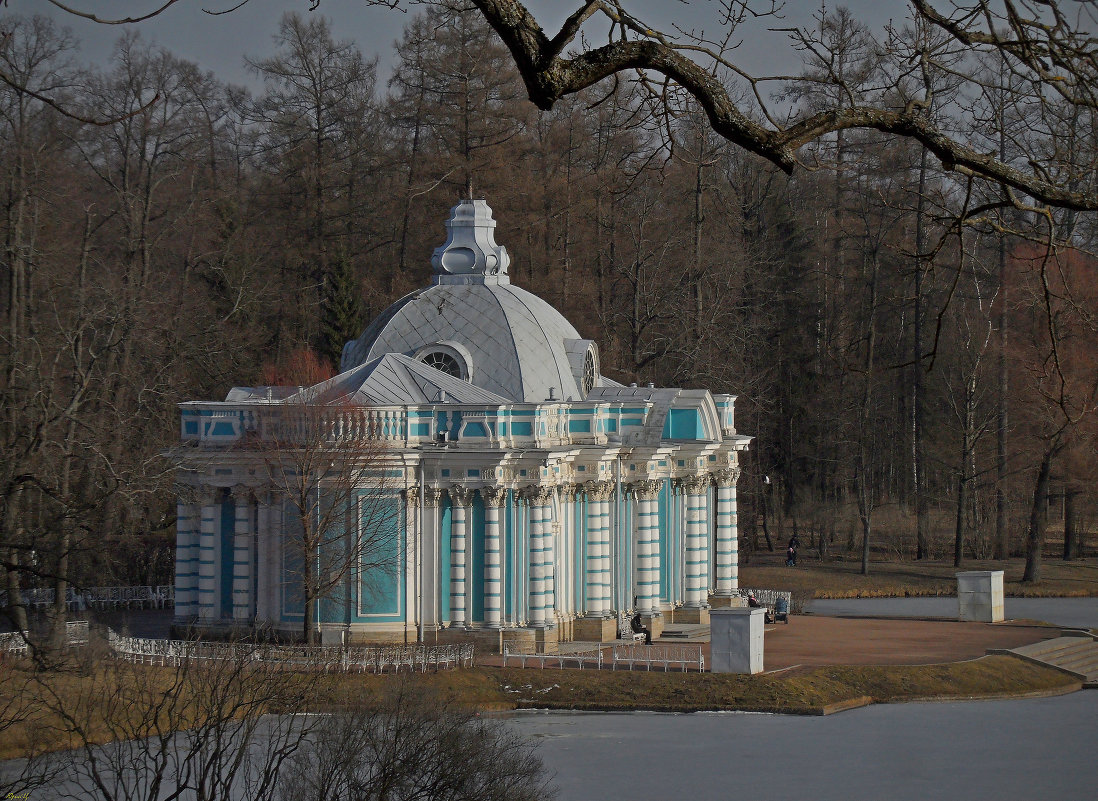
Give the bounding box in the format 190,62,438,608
713,467,740,596
482,486,506,629
197,489,219,621
231,486,253,621
448,486,473,629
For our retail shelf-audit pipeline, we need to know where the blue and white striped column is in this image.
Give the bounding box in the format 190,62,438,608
633,480,662,615
714,468,740,595
174,492,199,619
526,486,553,629
683,476,709,609
448,486,474,629
197,489,219,620
482,486,506,629
584,481,612,616
231,486,254,621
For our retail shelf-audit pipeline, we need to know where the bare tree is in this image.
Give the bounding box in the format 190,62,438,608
231,351,401,645
277,683,554,801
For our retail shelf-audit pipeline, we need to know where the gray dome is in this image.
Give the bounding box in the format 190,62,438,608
341,200,599,403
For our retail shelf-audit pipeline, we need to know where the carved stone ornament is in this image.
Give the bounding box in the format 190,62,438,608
403,486,420,505
423,487,445,508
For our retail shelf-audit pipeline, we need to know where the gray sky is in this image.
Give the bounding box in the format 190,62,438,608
25,0,910,88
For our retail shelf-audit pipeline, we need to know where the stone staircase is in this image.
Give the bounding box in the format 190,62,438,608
1001,632,1098,687
659,623,710,641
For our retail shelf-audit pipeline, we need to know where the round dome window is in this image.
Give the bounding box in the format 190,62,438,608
422,351,462,378
414,341,473,382
582,350,596,396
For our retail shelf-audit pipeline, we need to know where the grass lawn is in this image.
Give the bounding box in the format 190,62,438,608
0,654,1079,759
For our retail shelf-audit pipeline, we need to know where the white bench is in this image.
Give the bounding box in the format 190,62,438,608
739,588,792,623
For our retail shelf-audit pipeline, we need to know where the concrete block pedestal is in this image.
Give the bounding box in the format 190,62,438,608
710,607,765,674
640,613,665,640
957,570,1005,623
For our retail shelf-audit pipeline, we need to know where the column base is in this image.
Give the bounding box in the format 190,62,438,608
640,613,665,640
675,607,710,625
573,616,618,642
709,594,747,609
533,626,560,650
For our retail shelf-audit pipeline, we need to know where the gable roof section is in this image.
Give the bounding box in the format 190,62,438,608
285,353,508,406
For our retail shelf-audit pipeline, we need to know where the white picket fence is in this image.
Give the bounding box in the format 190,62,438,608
0,585,174,612
503,642,704,672
107,631,474,673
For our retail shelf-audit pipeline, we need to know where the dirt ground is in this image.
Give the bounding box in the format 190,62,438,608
756,616,1058,670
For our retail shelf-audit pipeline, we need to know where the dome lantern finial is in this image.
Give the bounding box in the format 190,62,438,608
431,199,511,284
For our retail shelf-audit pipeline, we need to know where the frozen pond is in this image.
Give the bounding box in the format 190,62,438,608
507,693,1098,801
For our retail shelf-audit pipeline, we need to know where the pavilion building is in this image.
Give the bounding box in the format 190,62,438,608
172,199,750,648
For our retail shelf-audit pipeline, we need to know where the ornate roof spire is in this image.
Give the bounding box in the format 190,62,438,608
431,199,511,284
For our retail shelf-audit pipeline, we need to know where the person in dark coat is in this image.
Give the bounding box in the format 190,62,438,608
786,544,797,567
630,611,652,644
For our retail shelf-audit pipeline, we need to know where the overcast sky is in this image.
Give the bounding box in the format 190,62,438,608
27,0,908,88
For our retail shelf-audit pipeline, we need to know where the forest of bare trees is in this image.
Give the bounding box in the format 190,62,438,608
3,0,1097,632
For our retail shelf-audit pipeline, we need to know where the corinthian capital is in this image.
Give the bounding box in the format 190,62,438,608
584,480,614,502
522,484,554,507
630,479,662,501
423,487,445,508
713,468,741,488
447,486,475,508
681,474,710,496
480,485,507,508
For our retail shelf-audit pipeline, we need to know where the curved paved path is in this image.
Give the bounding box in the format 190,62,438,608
806,597,1098,629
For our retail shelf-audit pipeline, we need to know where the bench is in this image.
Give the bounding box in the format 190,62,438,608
618,612,646,642
740,588,792,623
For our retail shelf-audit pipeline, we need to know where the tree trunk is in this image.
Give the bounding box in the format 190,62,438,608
913,147,930,560
1022,447,1053,583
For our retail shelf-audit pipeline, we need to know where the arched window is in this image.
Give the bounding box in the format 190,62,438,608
582,350,596,396
420,351,463,378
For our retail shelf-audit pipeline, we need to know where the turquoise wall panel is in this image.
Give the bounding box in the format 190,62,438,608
357,494,404,621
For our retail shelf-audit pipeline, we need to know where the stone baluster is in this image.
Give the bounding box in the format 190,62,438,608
633,480,663,616
482,486,507,629
447,486,474,628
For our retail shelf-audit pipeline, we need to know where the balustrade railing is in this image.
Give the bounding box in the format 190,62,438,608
502,641,704,672
0,585,175,612
107,632,473,673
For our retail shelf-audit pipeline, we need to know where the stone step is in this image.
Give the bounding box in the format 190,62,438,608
1005,636,1098,682
660,624,710,640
